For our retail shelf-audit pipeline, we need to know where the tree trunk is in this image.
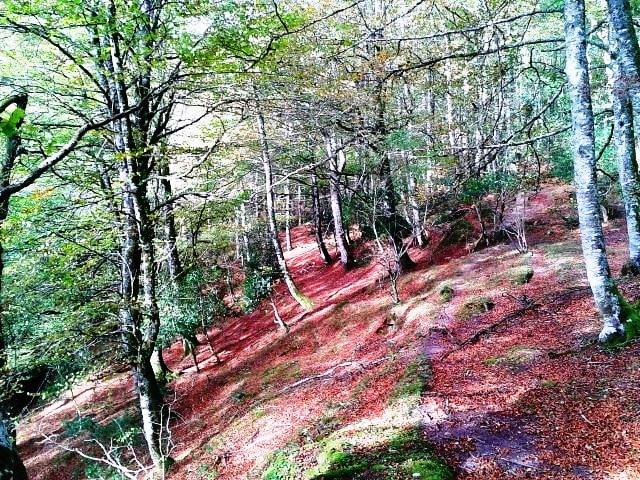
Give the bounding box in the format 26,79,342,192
255,104,313,311
0,410,27,480
379,150,414,271
0,94,29,479
606,0,640,269
134,358,164,468
607,0,640,97
240,203,251,265
284,180,292,251
565,0,624,341
0,93,27,371
323,132,353,269
311,171,332,264
609,30,640,270
159,154,182,281
403,151,426,247
151,346,171,385
297,184,303,226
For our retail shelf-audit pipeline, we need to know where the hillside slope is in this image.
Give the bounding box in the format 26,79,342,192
18,182,640,480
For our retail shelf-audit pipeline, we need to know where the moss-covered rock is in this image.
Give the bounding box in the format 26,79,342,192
458,296,495,321
438,284,454,303
508,266,534,285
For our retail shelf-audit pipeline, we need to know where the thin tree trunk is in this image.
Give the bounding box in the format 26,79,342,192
297,184,303,226
240,203,251,265
255,102,313,311
159,154,182,281
285,180,292,251
323,132,353,269
311,171,332,264
270,295,289,333
403,151,426,247
565,0,624,341
379,149,414,271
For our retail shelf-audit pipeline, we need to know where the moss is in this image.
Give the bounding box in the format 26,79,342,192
438,284,454,303
483,346,541,368
403,458,453,479
262,425,452,480
262,448,299,480
389,356,432,407
262,361,301,386
306,428,452,480
292,289,315,311
252,407,267,419
458,296,494,321
196,464,219,480
508,266,534,285
615,293,640,344
599,288,640,347
539,241,582,259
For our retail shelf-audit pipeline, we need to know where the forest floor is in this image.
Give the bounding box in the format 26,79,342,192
17,181,640,480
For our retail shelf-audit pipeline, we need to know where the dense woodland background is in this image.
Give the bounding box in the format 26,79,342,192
3,0,640,478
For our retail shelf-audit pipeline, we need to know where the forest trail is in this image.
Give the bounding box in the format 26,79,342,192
18,182,640,480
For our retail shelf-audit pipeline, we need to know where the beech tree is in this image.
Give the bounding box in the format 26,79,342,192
564,0,624,341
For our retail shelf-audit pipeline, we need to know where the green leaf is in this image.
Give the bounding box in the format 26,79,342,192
0,107,26,137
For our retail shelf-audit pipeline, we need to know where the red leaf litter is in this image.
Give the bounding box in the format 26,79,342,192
18,181,640,479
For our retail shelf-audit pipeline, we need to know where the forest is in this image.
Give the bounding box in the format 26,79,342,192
2,0,640,478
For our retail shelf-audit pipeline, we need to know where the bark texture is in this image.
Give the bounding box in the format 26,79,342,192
607,0,640,268
565,0,624,341
609,29,640,268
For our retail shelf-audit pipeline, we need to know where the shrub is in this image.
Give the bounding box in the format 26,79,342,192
157,267,227,348
550,144,573,182
242,268,275,312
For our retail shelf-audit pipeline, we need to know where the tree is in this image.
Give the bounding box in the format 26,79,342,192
323,130,354,269
606,0,640,271
255,96,313,311
564,0,624,341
